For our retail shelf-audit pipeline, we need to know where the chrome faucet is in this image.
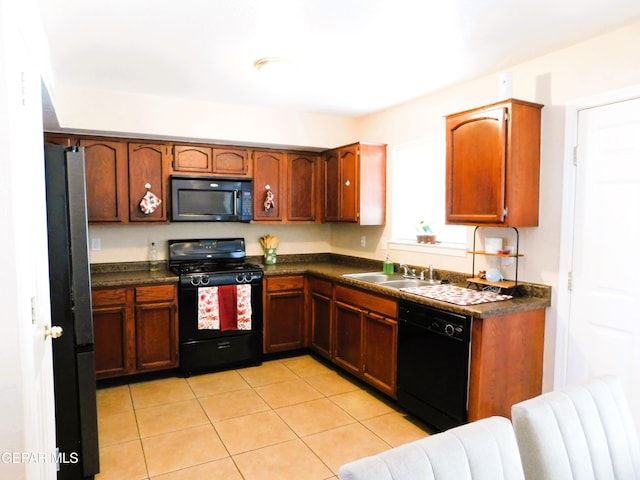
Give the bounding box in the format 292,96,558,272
399,264,416,278
420,265,437,283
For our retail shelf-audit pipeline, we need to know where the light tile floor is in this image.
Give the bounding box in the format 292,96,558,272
96,355,431,480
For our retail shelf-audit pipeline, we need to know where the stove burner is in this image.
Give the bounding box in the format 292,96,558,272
168,238,263,284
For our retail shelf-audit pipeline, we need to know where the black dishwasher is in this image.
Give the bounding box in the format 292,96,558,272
397,300,472,431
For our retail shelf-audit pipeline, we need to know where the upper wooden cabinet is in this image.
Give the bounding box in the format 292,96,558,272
253,150,285,222
172,145,252,177
445,99,543,227
172,145,212,173
45,133,386,226
81,138,128,223
253,149,321,223
287,152,320,222
128,142,171,222
323,142,386,225
213,147,251,176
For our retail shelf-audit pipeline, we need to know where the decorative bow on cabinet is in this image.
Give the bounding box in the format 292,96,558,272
139,183,162,215
264,185,275,212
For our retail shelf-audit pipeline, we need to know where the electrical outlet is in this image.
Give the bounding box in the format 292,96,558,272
91,238,101,250
360,235,366,247
381,237,388,250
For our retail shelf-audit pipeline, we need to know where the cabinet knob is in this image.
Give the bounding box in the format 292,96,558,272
345,180,351,186
44,325,63,339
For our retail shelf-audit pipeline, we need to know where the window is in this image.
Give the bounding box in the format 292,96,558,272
391,138,467,248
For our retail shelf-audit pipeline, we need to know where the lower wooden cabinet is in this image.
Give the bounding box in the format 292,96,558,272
267,272,545,411
264,276,307,353
307,277,333,359
92,283,178,379
333,285,398,398
362,312,397,395
468,308,545,421
92,287,129,378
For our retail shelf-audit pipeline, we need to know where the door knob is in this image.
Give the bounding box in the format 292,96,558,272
44,325,63,339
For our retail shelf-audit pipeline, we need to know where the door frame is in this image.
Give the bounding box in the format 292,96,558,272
555,84,640,389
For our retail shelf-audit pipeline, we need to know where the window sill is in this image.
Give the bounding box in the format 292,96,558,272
388,240,468,257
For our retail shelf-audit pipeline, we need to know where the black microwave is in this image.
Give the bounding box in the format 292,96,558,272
170,176,253,222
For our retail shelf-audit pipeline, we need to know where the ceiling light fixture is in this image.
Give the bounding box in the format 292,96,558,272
253,57,292,74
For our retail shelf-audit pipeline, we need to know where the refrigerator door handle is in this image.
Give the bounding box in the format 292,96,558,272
65,148,94,346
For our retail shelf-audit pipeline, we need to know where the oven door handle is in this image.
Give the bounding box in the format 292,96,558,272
217,341,232,350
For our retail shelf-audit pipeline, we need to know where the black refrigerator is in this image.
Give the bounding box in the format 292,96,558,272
44,145,99,479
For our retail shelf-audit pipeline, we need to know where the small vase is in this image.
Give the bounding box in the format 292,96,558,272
264,248,277,264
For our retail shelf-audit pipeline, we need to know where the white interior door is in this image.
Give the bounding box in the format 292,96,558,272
0,8,57,479
566,97,640,433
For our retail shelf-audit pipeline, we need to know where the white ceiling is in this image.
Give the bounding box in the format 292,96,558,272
37,0,640,117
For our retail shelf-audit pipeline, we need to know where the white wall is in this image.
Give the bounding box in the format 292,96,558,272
52,85,361,150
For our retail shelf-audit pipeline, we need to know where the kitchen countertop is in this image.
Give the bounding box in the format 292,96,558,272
261,260,551,319
90,255,551,318
91,262,178,288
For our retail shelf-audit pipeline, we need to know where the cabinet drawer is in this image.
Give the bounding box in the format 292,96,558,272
307,277,333,297
335,284,397,318
92,288,127,306
266,275,304,292
135,284,176,303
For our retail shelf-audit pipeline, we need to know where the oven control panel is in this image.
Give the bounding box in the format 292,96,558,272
181,271,263,287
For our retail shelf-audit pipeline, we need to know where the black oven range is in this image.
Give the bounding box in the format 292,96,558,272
168,238,263,377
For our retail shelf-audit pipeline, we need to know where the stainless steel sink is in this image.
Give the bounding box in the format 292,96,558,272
342,272,398,283
377,279,438,289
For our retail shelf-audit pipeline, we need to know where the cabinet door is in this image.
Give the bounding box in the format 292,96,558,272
309,279,332,359
92,287,131,379
264,276,305,352
333,300,363,376
363,312,397,397
253,150,285,222
135,301,178,371
323,148,341,221
339,145,359,222
93,307,130,379
212,147,251,176
287,152,319,222
81,138,128,223
128,143,170,222
446,106,507,224
173,145,212,173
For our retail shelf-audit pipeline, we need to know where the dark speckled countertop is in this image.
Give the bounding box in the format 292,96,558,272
90,254,551,319
90,261,178,287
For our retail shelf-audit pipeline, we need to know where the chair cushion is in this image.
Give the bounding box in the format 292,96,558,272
338,416,525,480
511,375,640,480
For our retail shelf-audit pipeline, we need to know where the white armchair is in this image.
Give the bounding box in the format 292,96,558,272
338,416,525,480
512,375,640,479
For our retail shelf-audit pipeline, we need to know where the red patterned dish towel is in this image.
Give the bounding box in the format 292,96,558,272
198,285,252,330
